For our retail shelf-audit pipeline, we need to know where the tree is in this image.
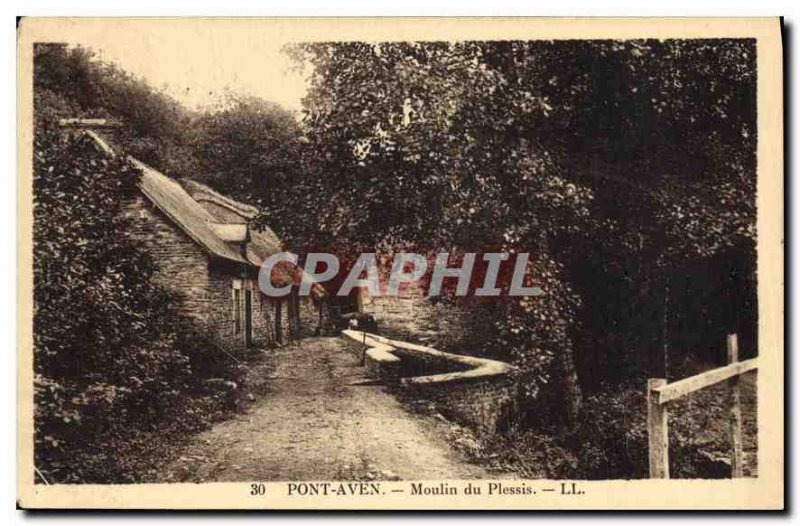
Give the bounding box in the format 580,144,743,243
33,43,198,177
283,39,757,426
31,105,244,483
520,40,758,379
189,95,305,213
286,42,591,425
32,118,196,481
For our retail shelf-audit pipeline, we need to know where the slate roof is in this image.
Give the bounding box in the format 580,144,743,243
82,128,326,299
85,130,250,265
179,178,283,256
180,178,260,219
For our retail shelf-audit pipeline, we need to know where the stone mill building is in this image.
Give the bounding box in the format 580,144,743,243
62,119,326,352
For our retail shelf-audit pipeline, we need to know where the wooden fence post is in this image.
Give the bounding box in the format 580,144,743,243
727,333,744,478
647,378,669,479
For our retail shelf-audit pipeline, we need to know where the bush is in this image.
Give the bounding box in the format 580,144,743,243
563,380,754,479
474,378,755,480
565,388,648,479
32,121,240,483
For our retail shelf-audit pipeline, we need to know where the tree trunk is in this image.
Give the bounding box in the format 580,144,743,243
560,346,582,429
661,276,671,380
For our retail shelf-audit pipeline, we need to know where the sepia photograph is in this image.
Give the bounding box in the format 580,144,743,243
15,17,784,510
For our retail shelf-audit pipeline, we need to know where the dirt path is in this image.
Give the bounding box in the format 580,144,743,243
163,337,501,482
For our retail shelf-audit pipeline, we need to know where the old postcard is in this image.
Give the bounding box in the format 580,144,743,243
17,17,783,510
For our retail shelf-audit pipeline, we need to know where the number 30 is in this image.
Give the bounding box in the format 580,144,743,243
250,483,266,496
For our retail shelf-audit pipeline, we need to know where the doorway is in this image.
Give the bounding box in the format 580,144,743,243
244,289,253,347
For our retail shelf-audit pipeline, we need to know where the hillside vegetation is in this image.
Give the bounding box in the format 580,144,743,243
32,41,758,480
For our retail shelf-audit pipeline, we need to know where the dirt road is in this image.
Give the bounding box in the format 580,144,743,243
163,337,500,482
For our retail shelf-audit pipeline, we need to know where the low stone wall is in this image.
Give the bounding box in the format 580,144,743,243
340,331,402,381
341,330,517,434
405,374,517,435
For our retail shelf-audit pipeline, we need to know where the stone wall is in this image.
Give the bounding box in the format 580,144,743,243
404,375,517,436
341,330,517,435
298,295,322,337
206,267,311,349
252,292,273,346
340,331,402,381
359,281,437,340
206,265,238,347
205,266,265,350
249,281,322,345
123,194,325,350
123,195,212,324
253,294,298,347
124,195,264,350
358,285,474,353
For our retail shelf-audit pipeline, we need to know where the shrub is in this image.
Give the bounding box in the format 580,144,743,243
32,120,240,483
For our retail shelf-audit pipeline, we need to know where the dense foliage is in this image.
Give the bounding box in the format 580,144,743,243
32,122,247,483
33,43,306,214
33,43,197,176
280,40,758,426
189,95,305,212
32,47,245,482
31,39,758,479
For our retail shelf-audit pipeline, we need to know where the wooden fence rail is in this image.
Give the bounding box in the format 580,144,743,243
647,333,757,479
